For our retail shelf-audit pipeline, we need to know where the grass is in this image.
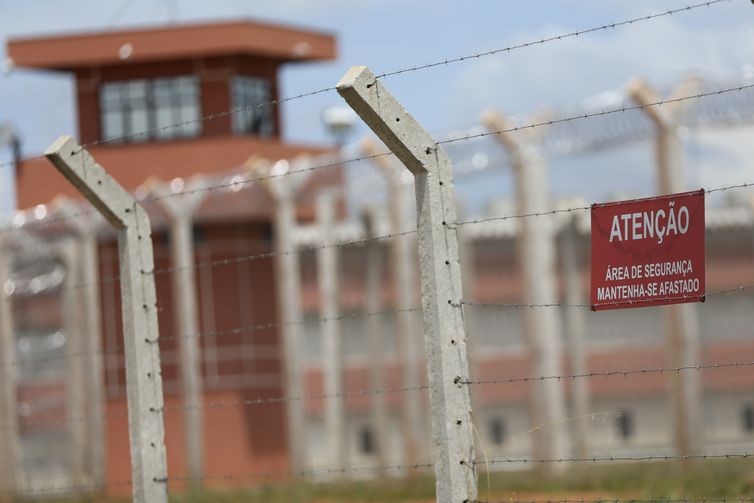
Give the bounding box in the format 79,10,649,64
13,459,754,503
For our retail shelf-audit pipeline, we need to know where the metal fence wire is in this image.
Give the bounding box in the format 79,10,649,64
4,1,754,501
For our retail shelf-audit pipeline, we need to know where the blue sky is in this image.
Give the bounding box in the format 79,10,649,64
2,0,754,216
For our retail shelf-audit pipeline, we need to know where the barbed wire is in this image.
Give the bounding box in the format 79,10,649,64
147,229,416,276
3,81,753,241
8,345,754,430
464,358,754,387
376,0,729,79
143,152,391,203
0,225,418,297
5,176,753,300
0,151,392,236
479,452,753,465
165,382,429,413
1,479,132,497
165,461,434,484
0,306,421,369
75,83,754,210
437,83,754,147
0,0,728,173
6,279,753,370
456,181,754,227
12,458,753,499
460,284,754,310
0,381,430,432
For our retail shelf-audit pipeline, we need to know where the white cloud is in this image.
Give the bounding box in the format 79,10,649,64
452,17,754,123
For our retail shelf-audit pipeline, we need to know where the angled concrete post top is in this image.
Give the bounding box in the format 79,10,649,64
338,66,440,175
45,136,146,230
628,76,701,128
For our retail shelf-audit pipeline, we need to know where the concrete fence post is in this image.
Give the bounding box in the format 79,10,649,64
560,215,590,459
0,233,19,500
58,240,89,490
483,109,569,469
338,66,476,503
362,208,389,470
151,178,207,483
628,78,703,458
316,191,347,472
55,201,107,490
456,202,482,447
249,158,312,473
360,138,425,469
45,136,168,503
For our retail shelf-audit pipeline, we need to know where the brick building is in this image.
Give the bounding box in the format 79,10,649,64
6,19,339,493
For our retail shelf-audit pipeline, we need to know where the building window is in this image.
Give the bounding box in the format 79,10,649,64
615,410,634,440
488,416,506,445
100,76,201,143
358,426,375,455
231,75,274,137
742,405,754,432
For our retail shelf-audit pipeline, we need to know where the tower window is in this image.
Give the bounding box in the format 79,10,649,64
615,410,634,440
231,75,274,137
358,426,375,455
100,76,201,143
489,416,506,445
742,405,754,432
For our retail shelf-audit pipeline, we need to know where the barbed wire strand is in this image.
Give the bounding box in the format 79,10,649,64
164,451,754,484
3,81,752,239
5,279,754,369
0,0,729,170
9,352,754,431
438,83,754,147
0,224,417,297
0,151,392,235
376,0,729,79
148,229,417,276
456,182,754,227
0,306,421,368
0,381,430,432
9,452,752,499
480,452,754,465
5,176,753,298
460,284,754,310
1,479,132,497
465,358,754,387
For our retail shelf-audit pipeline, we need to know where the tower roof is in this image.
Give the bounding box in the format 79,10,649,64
7,19,336,71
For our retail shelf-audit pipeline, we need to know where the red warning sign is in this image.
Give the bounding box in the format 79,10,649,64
590,189,705,311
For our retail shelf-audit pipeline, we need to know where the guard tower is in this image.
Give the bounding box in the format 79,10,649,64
6,20,337,493
9,20,336,207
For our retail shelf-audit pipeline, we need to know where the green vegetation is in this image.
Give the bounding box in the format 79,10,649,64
15,460,754,503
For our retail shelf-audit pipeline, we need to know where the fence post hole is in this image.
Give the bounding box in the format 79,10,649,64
338,66,476,503
361,138,426,469
151,178,207,484
249,158,310,474
362,207,389,471
45,136,169,503
55,201,107,491
628,78,703,459
483,109,569,469
0,233,19,500
316,190,347,473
